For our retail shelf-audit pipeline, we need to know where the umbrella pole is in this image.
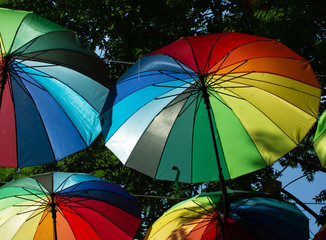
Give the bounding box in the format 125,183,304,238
50,193,58,240
200,76,230,220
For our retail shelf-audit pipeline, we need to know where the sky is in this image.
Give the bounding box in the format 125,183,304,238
274,162,326,239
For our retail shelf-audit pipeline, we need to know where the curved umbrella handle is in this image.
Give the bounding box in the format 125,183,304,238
172,166,180,192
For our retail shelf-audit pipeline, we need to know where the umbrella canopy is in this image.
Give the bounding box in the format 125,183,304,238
100,32,321,184
0,172,141,240
0,8,111,168
144,191,310,240
313,110,326,168
313,224,326,240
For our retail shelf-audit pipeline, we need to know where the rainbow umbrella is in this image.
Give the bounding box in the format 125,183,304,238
144,191,310,240
100,32,321,184
313,110,326,168
0,8,110,168
0,172,141,240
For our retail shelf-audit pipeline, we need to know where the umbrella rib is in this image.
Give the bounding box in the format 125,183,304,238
157,70,197,84
154,91,190,100
9,62,48,92
10,32,62,62
230,73,320,98
9,33,44,58
61,197,136,238
16,205,48,215
174,87,202,118
57,196,94,215
171,56,199,81
120,71,170,83
181,217,214,225
180,210,209,218
57,198,118,239
55,178,80,193
21,187,48,202
34,178,51,202
56,203,79,216
205,36,273,75
57,180,138,203
154,86,198,104
208,50,231,75
193,91,205,117
208,59,249,85
183,37,202,74
201,218,221,238
38,207,52,226
57,191,88,200
192,200,216,214
56,179,102,194
15,48,103,78
208,88,245,101
25,206,49,222
12,49,49,63
206,195,220,214
203,32,231,73
13,195,47,205
184,207,212,217
14,63,59,68
58,186,137,202
54,174,79,192
57,196,89,205
11,67,54,79
181,216,222,237
152,84,190,89
209,71,254,88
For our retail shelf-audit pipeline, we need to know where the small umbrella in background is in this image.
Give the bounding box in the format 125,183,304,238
313,224,326,240
144,191,310,240
313,110,326,168
0,7,111,168
100,32,321,208
0,172,141,240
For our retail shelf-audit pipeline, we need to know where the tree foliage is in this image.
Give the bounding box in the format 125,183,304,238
1,0,326,238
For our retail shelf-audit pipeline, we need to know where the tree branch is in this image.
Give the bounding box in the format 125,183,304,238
281,188,320,221
294,158,326,174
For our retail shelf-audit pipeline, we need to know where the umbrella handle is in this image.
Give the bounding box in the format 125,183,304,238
172,166,180,192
